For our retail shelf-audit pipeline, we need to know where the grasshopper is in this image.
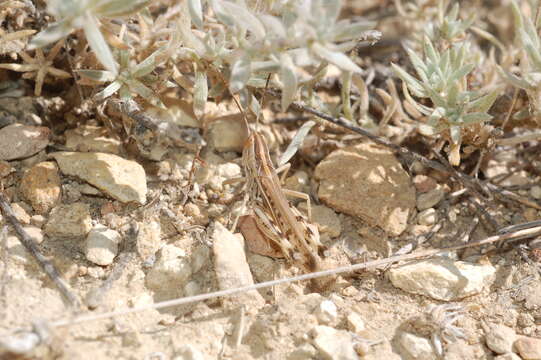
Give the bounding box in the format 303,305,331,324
240,129,329,278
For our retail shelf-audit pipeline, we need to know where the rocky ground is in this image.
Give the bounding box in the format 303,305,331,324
0,92,540,360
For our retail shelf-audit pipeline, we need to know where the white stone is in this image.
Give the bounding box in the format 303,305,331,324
23,226,44,244
388,257,496,301
175,344,205,360
315,300,338,324
346,312,366,333
494,353,522,360
136,221,161,261
397,332,437,360
51,152,147,204
485,324,516,354
418,208,437,226
212,222,264,309
310,325,359,360
216,163,241,179
531,185,541,200
85,225,121,266
146,245,192,289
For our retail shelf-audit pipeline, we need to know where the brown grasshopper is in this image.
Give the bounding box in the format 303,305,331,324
239,129,331,283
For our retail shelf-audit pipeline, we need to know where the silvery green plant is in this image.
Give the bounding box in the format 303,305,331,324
78,47,166,108
392,37,498,165
498,1,541,123
28,0,150,74
180,0,378,113
424,2,474,44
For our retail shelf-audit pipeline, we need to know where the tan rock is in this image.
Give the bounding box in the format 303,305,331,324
65,125,121,154
207,114,249,152
310,204,342,238
315,144,415,236
19,161,61,213
45,202,92,237
515,336,541,360
51,152,147,204
11,203,30,224
0,124,50,160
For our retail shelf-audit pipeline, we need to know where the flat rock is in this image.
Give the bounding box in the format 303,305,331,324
51,152,147,204
417,188,445,211
44,202,92,237
19,161,61,214
388,257,496,301
212,222,264,309
397,332,437,360
310,325,359,360
515,336,541,360
0,124,50,160
207,114,248,152
485,324,516,354
85,225,121,266
146,245,192,289
311,205,342,238
65,125,121,154
314,144,415,236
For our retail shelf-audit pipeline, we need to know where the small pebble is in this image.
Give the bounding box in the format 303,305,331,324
416,188,445,211
397,332,437,360
418,208,437,226
315,300,338,324
346,312,366,333
85,225,121,266
11,203,30,224
531,185,541,200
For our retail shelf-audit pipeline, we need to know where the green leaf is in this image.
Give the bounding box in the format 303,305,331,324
229,56,252,93
467,90,498,113
132,48,163,78
77,69,116,82
188,0,204,29
392,63,425,97
193,71,208,119
278,120,316,167
28,20,72,50
279,54,298,112
311,43,362,73
461,112,492,124
95,80,122,100
83,14,118,75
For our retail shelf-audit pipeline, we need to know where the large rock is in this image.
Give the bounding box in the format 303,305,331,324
0,124,50,160
314,144,415,236
51,152,147,204
212,222,264,309
388,257,496,301
19,161,61,213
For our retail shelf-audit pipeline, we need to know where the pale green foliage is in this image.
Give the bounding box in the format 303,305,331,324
28,0,150,74
180,0,378,111
424,2,474,43
392,37,498,158
78,48,165,107
499,1,541,122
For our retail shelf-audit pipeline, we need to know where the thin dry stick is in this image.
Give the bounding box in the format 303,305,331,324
0,192,80,307
47,225,541,329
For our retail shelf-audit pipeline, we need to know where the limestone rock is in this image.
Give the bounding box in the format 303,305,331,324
515,336,541,360
310,325,359,360
136,221,161,262
311,205,342,238
485,324,516,354
11,203,30,224
207,114,248,152
146,245,192,289
51,152,147,204
0,124,50,160
45,202,92,237
397,332,437,360
212,222,264,309
85,225,121,266
19,161,61,213
315,300,338,325
65,125,121,154
346,312,366,334
388,257,496,301
315,144,415,236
